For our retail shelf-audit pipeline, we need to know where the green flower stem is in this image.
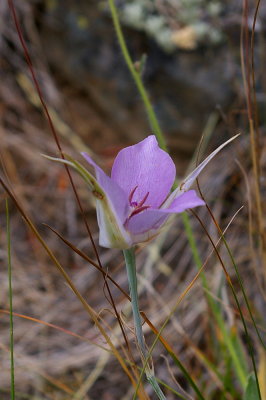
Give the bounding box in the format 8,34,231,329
123,248,146,355
123,248,166,400
108,0,167,152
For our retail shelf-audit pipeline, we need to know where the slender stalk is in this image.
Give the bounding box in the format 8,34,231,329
249,118,266,272
123,248,166,400
6,199,15,399
108,0,167,151
123,248,146,354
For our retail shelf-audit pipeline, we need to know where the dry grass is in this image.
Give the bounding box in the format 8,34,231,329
0,1,265,399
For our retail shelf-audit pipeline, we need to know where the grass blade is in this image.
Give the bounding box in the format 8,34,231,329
244,373,260,400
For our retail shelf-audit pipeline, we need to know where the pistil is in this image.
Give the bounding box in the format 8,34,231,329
128,186,150,218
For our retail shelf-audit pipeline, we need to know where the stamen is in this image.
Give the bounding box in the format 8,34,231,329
138,191,149,208
128,185,138,205
130,205,150,217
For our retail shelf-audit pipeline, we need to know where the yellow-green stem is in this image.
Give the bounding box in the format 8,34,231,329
108,0,167,151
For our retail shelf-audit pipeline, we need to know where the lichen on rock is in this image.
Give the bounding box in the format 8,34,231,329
119,0,224,51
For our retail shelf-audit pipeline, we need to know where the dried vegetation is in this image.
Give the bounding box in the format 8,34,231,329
0,1,265,399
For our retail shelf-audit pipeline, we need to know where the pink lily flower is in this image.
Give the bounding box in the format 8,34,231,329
45,134,237,249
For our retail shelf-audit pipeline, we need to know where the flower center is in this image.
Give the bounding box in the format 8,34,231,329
128,186,150,217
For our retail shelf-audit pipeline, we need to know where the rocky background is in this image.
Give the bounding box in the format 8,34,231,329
37,0,241,153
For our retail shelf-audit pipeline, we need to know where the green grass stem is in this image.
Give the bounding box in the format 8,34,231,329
213,228,262,398
183,211,248,389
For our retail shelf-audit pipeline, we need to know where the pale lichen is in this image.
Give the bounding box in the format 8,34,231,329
118,0,224,52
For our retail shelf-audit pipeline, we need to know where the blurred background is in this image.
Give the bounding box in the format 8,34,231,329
0,0,265,399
